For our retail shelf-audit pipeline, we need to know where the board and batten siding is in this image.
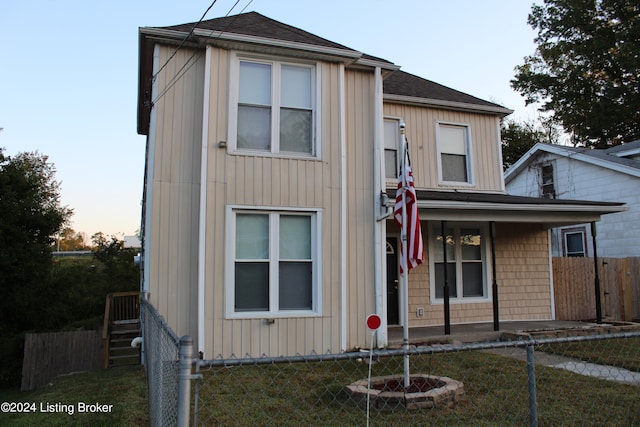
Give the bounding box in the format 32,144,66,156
201,47,348,357
383,103,504,192
146,45,204,341
344,69,378,350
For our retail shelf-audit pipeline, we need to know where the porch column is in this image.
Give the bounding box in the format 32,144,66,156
490,221,499,331
441,221,451,334
591,222,603,324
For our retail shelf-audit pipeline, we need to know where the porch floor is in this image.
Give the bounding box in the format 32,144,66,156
387,320,622,347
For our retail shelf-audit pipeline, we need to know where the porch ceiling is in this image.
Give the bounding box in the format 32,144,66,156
385,189,627,228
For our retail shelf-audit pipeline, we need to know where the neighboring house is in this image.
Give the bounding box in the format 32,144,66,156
505,142,639,258
136,12,625,358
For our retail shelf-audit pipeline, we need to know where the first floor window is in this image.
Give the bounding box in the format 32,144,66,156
430,222,488,301
230,209,319,315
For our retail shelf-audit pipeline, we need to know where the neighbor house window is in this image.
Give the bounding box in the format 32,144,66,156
430,223,488,301
232,56,317,156
562,227,586,257
437,122,473,184
540,163,556,199
384,119,400,180
228,208,321,316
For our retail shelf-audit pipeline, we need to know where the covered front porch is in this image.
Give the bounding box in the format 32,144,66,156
378,189,626,347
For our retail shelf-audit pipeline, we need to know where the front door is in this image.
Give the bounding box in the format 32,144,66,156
386,237,399,325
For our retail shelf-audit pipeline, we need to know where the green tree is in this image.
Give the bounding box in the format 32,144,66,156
55,227,90,251
0,148,71,385
511,0,640,148
501,117,562,170
0,149,72,331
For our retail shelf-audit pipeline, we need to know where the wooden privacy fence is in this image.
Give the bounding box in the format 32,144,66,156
553,257,640,322
21,329,103,391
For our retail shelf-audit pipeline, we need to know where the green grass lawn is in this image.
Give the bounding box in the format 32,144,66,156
0,365,148,427
194,344,640,426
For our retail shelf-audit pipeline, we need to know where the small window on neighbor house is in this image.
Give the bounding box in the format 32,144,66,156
563,229,586,257
540,164,556,199
438,123,472,184
384,119,400,179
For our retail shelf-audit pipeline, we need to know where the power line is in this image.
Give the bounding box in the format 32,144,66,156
150,0,254,108
151,0,219,84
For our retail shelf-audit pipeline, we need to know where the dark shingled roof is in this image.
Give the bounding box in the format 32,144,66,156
383,70,506,110
159,11,358,53
138,12,510,134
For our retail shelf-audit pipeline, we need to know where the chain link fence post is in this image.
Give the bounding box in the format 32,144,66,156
526,343,538,427
177,336,194,427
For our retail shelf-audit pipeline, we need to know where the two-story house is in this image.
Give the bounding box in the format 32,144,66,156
505,142,639,258
137,12,625,358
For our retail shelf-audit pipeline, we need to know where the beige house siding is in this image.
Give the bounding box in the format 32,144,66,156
390,221,552,329
201,48,347,357
344,68,377,350
383,103,503,192
146,46,204,340
496,223,552,320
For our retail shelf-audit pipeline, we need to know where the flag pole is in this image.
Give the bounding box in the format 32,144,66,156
399,122,410,389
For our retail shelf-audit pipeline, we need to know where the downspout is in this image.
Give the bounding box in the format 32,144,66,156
373,66,387,347
197,46,212,356
339,63,348,352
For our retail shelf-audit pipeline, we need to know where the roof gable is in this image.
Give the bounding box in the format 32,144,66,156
504,143,640,183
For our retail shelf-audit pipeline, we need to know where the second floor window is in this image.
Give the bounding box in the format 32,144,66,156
540,163,556,199
437,123,472,184
235,58,316,156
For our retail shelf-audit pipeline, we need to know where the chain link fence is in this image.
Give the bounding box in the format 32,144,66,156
192,332,640,426
139,297,640,426
141,298,180,427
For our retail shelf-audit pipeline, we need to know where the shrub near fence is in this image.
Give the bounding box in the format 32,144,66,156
553,257,640,321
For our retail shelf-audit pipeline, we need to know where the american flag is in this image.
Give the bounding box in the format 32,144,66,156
394,139,424,274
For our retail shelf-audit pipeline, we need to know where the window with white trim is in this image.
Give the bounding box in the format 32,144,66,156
540,163,556,199
383,119,400,180
562,227,586,257
232,56,317,156
437,123,472,184
430,222,488,301
229,209,320,316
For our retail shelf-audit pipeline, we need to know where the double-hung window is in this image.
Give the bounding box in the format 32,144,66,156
383,119,400,180
430,223,488,302
228,208,321,317
233,56,317,156
437,122,473,184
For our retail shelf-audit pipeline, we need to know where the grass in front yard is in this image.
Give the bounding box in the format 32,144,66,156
194,350,640,426
541,336,640,371
0,365,147,427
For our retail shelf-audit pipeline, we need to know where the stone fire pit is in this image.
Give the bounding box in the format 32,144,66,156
346,374,466,410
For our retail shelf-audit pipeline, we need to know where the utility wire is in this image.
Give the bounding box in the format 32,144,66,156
151,0,219,84
150,0,254,108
